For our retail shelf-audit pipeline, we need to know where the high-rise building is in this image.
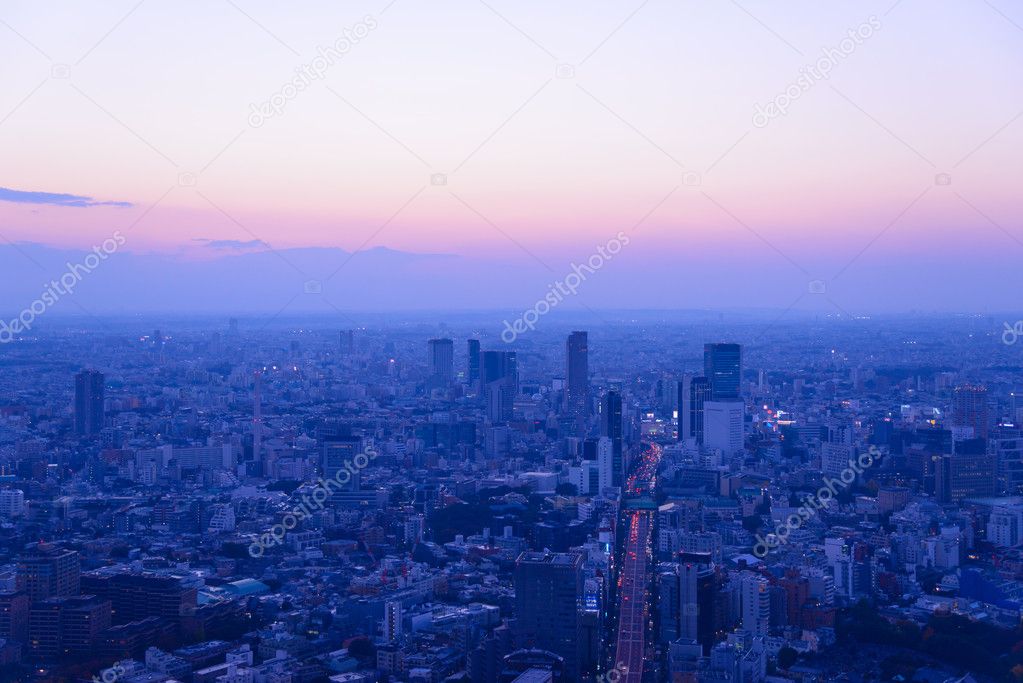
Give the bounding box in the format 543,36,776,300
601,391,624,486
0,489,25,518
16,544,81,602
601,391,622,440
467,339,481,388
935,446,996,503
513,551,584,681
740,573,770,637
321,437,363,496
482,351,517,422
28,595,112,660
987,504,1023,547
703,401,745,456
821,442,856,480
564,332,589,418
383,600,403,642
0,591,29,642
679,552,717,654
704,343,742,401
74,369,105,436
252,370,263,466
428,338,454,386
953,385,989,439
339,329,355,355
596,436,614,493
481,351,517,393
680,377,712,444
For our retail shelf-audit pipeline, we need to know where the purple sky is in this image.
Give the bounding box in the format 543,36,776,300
0,0,1021,312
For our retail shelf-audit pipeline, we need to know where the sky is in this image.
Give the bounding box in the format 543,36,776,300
0,0,1022,313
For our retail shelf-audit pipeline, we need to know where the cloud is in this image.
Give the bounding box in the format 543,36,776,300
0,187,132,208
193,238,270,250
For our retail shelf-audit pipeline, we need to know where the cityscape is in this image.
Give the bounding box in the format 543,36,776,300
0,315,1021,682
2,0,1023,681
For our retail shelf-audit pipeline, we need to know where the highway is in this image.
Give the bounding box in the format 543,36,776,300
613,442,661,683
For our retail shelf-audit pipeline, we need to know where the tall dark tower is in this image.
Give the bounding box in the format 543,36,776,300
704,343,742,401
601,391,624,486
480,351,517,393
565,331,589,418
953,384,989,439
339,329,354,355
514,551,584,681
427,338,454,386
680,377,712,444
481,351,518,422
74,370,105,436
467,339,481,388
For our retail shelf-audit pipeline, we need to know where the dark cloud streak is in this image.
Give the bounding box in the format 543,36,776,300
0,187,132,208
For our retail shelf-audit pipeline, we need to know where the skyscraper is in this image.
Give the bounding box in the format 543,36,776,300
564,332,589,418
601,390,622,440
680,377,712,444
481,350,517,393
704,343,742,401
74,369,105,436
679,553,717,654
383,600,403,642
321,436,363,498
596,436,614,493
481,351,517,422
428,338,454,386
601,391,624,486
740,573,770,637
339,329,355,355
252,370,263,466
467,339,481,388
953,384,989,439
703,401,745,456
935,445,996,503
513,551,584,680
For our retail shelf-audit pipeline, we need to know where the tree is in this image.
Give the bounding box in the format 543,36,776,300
348,637,376,662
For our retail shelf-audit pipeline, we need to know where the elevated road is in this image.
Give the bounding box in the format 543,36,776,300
613,442,661,683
